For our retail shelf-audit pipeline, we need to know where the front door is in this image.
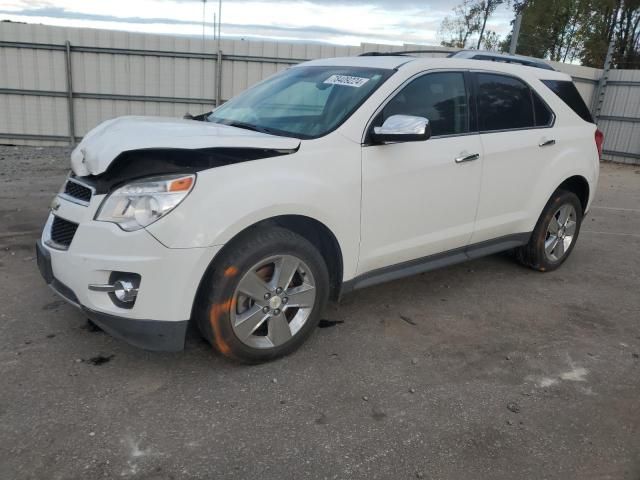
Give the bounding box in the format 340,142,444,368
358,71,483,275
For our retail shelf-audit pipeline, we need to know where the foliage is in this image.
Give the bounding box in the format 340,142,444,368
439,0,483,48
474,0,508,49
439,0,507,50
514,0,640,68
481,30,503,51
440,0,639,68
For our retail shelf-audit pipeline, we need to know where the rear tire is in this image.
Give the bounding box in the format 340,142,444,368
516,190,583,272
194,226,329,363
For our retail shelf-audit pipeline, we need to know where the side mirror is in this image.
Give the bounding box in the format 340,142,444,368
371,115,431,144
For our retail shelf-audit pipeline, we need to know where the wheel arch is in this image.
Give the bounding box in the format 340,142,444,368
191,215,345,322
556,175,590,213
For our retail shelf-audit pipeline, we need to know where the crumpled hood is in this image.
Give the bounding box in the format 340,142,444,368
70,116,301,176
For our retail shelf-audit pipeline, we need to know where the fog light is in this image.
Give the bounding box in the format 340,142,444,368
113,280,137,303
88,272,141,309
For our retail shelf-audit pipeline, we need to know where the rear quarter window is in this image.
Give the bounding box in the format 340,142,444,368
541,80,593,123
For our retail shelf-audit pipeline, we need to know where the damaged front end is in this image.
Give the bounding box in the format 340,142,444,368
36,115,301,351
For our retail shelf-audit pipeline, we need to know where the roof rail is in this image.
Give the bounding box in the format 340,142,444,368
448,50,556,71
359,50,450,57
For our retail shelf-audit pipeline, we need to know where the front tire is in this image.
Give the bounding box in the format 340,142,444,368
194,226,329,363
516,189,583,272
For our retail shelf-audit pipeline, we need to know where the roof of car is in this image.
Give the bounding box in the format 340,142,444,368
448,50,556,71
299,55,413,70
297,55,571,81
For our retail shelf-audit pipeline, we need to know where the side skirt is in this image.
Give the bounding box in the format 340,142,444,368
340,232,531,296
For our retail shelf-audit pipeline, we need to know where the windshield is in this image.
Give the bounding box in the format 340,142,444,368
207,66,392,139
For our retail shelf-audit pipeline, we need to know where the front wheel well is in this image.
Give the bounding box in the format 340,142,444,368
194,215,344,307
263,215,344,301
557,175,590,213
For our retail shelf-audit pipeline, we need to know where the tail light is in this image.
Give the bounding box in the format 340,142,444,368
595,129,604,160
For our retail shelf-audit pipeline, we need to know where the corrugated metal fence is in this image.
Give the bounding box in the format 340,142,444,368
0,22,637,164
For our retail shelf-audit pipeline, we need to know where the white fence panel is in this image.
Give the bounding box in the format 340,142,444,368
0,22,637,163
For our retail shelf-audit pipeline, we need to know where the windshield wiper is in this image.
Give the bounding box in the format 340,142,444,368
214,120,275,135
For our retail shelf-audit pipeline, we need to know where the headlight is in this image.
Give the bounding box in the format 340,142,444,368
95,174,195,231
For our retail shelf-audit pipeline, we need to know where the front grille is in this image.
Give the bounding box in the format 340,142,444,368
63,179,92,204
50,216,79,248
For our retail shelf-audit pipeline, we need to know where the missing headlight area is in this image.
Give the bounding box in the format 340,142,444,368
79,146,299,195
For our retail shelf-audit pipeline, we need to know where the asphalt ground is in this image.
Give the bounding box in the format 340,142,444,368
1,145,639,479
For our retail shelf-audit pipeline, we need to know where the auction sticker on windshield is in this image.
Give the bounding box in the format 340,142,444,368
323,75,370,88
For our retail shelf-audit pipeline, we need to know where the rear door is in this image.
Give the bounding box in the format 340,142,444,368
358,71,483,274
470,72,556,244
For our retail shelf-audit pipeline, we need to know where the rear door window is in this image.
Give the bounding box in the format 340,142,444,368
476,73,535,132
541,80,593,123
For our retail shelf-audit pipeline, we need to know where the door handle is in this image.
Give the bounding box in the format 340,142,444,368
539,139,556,147
455,153,480,163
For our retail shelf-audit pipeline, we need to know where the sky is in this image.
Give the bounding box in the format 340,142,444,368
0,0,514,46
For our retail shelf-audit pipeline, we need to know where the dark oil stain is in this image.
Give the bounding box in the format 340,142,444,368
371,408,387,421
318,319,344,328
88,354,114,366
315,412,329,425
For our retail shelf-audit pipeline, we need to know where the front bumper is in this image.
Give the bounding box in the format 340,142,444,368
36,212,221,351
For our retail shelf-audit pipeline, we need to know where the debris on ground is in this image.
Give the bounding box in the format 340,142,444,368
507,402,521,414
45,334,55,339
399,315,417,326
411,358,418,365
42,300,66,311
362,395,369,402
318,319,344,328
87,354,114,366
408,388,416,394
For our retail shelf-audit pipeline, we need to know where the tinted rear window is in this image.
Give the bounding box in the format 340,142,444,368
477,73,534,131
542,80,593,123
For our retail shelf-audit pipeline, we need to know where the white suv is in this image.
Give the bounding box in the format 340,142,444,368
37,54,601,362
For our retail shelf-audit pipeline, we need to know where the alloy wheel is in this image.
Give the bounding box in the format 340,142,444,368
230,254,316,349
544,203,577,262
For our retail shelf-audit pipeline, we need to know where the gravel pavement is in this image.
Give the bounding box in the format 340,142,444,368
1,145,639,479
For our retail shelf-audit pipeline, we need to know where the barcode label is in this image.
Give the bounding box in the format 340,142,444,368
323,75,370,88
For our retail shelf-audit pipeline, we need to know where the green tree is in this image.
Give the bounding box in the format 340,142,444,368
474,0,507,49
513,0,639,68
580,0,640,68
514,0,588,62
481,30,503,50
439,0,482,48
